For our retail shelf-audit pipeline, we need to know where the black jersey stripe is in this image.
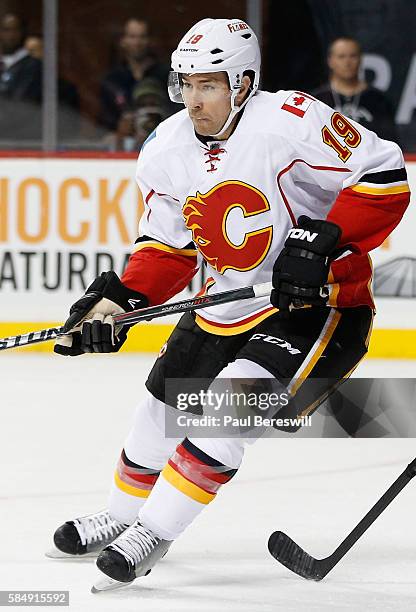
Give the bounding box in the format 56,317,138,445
121,449,160,474
134,235,196,251
358,168,407,185
134,235,154,245
182,438,238,476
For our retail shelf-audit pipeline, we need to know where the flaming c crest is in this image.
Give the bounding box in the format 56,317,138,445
183,180,272,274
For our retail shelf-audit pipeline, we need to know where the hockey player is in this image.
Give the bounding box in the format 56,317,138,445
49,18,410,590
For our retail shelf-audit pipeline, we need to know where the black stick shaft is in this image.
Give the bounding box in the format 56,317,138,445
112,285,259,326
0,282,272,351
328,457,416,569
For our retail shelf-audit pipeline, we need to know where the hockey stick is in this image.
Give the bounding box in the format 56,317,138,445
268,457,416,581
0,281,272,351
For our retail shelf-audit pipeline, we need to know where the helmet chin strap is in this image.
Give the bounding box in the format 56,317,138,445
209,88,253,139
210,106,240,138
209,90,244,139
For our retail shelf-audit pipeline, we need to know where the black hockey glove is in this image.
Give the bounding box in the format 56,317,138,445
54,271,148,355
271,216,341,312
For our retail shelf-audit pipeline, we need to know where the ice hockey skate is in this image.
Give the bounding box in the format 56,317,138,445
46,509,127,558
91,520,172,592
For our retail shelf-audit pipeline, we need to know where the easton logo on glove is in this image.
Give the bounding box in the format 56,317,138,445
55,271,149,356
128,298,146,309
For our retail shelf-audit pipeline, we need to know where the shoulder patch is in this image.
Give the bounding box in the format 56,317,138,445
281,91,315,118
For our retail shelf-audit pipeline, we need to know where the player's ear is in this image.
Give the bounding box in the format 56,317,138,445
236,75,251,105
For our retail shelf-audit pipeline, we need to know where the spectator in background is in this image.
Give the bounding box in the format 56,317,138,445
0,13,42,140
132,77,170,145
0,14,41,98
24,33,43,60
23,32,80,114
0,15,80,144
99,18,169,131
102,77,169,151
313,37,397,142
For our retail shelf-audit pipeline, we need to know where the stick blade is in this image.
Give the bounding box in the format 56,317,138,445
268,531,324,581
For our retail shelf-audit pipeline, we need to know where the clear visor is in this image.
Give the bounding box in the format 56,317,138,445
168,71,183,103
168,71,234,106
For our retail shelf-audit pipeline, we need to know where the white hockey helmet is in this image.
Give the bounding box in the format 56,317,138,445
168,18,261,136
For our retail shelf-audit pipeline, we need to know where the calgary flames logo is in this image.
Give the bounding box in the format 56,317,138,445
183,180,272,274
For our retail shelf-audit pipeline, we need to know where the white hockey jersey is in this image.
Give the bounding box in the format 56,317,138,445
121,90,409,335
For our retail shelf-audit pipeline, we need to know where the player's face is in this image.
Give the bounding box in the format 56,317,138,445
328,40,361,81
181,73,233,136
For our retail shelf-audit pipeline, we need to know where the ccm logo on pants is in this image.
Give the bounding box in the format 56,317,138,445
249,333,301,355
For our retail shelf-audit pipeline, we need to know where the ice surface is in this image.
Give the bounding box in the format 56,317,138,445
1,353,416,611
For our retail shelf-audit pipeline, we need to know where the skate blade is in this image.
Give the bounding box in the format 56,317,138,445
45,547,97,559
91,575,129,593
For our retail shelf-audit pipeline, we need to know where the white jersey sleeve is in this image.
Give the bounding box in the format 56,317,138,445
136,135,193,249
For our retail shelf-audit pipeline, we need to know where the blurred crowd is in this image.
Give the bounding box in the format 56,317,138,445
0,12,398,150
0,13,173,149
0,13,79,142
